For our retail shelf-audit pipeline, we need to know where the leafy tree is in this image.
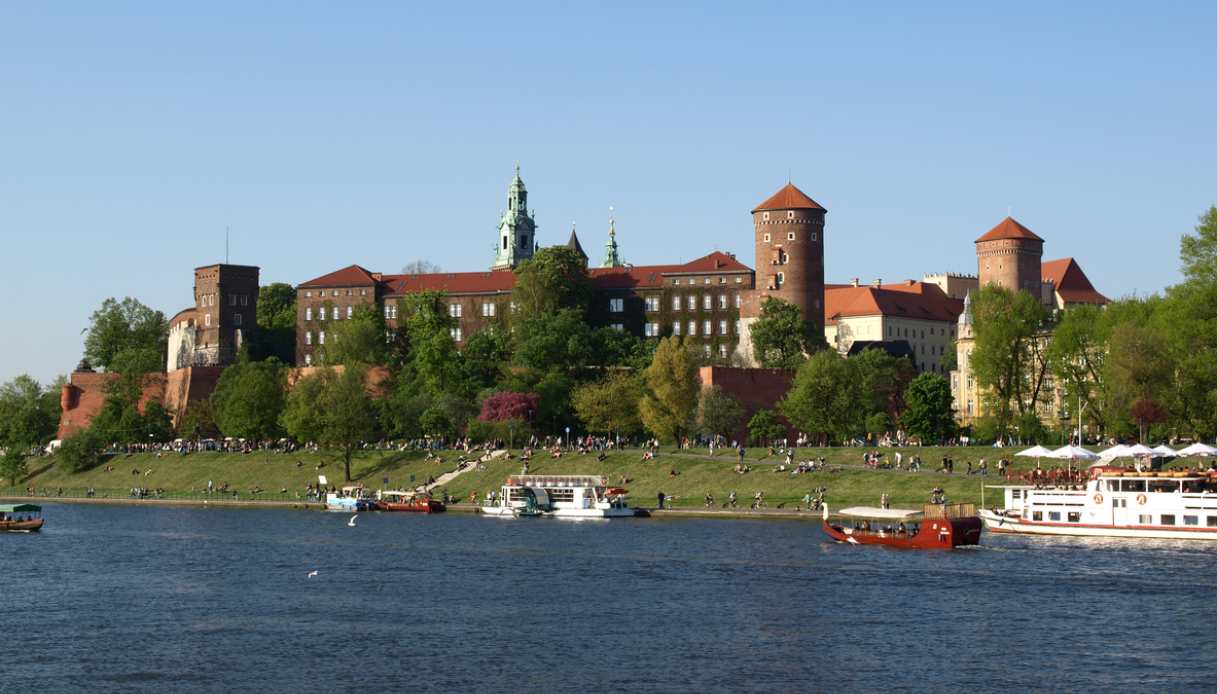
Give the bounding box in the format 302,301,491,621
0,448,27,487
512,246,593,320
851,347,914,424
325,305,389,366
939,343,958,372
747,409,786,446
639,337,699,442
1178,206,1217,287
513,308,593,372
57,428,106,473
780,350,863,445
211,359,287,440
105,346,166,405
589,328,648,369
250,283,297,364
750,297,818,369
83,297,168,371
401,291,462,398
461,328,510,393
1105,322,1173,441
177,399,220,439
281,367,378,482
697,386,746,439
419,394,475,439
969,284,1049,438
0,375,61,450
378,385,429,440
902,373,956,444
572,372,645,437
1046,304,1111,431
478,392,539,422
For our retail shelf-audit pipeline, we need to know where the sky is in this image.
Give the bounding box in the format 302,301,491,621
2,2,1215,385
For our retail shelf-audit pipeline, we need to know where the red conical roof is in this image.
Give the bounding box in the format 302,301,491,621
975,217,1043,243
752,183,826,213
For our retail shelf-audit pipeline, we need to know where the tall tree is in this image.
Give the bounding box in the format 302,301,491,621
83,297,168,371
902,372,956,444
1046,304,1112,431
968,284,1049,438
461,327,510,393
639,337,699,443
401,291,463,398
747,409,786,446
1105,322,1173,442
325,305,390,366
0,375,61,450
512,246,592,320
572,372,645,438
210,359,288,440
749,297,818,369
513,309,593,373
251,282,297,363
697,386,746,439
851,347,914,424
1178,206,1217,287
281,367,378,482
780,350,863,445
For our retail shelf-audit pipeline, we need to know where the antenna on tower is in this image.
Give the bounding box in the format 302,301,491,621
225,226,230,264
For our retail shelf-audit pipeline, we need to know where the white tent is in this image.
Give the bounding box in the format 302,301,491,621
1176,442,1217,457
1015,445,1054,458
1124,443,1157,458
1151,444,1178,457
1048,445,1100,461
1098,444,1130,460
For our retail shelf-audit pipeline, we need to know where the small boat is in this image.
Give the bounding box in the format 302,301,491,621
325,486,377,512
0,504,45,533
822,503,981,549
374,490,445,513
481,475,637,518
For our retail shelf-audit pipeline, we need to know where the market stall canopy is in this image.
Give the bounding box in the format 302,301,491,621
1124,443,1156,457
1151,445,1179,457
1176,443,1217,457
1048,445,1100,461
1098,444,1130,460
1015,445,1054,458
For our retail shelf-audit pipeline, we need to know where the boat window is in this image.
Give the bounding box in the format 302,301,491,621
1184,515,1199,526
544,488,575,503
1067,512,1081,523
1139,514,1153,525
1048,511,1061,521
1120,479,1147,492
1161,514,1176,526
1032,511,1043,521
1182,480,1205,493
1106,480,1119,491
1208,516,1217,528
1011,489,1022,500
1148,480,1179,493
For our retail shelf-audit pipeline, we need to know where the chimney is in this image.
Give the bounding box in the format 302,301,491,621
371,273,383,282
872,278,882,287
851,278,859,287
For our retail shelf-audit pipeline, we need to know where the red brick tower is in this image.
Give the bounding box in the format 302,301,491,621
743,183,827,332
975,217,1043,297
193,264,260,366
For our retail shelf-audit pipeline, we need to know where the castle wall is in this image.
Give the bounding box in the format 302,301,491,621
698,366,796,442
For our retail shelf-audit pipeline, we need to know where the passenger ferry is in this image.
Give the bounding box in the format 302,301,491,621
981,466,1217,540
0,503,44,533
480,475,636,519
822,503,981,549
325,486,377,512
375,489,445,514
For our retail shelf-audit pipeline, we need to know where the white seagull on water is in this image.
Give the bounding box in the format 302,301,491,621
307,570,319,578
348,514,358,527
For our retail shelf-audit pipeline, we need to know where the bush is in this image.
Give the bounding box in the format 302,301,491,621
748,409,786,447
58,429,106,473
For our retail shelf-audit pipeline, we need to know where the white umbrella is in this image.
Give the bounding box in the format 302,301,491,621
1048,445,1100,461
1124,443,1156,458
1098,444,1129,460
1016,445,1054,458
1151,444,1178,457
1176,442,1217,457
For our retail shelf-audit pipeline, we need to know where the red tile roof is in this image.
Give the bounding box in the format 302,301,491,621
382,270,517,296
752,183,826,213
824,280,964,325
975,217,1044,243
298,264,377,288
590,252,753,290
1042,257,1108,305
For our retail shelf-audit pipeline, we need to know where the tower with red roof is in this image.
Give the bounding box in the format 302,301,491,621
743,182,827,334
975,216,1044,297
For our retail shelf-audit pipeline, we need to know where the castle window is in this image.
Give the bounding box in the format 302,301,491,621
703,320,711,335
673,322,681,336
384,305,391,319
703,345,712,357
788,232,796,241
305,291,312,298
241,294,248,307
332,289,340,297
776,272,785,287
763,233,771,243
718,295,727,309
811,232,817,242
503,236,508,250
346,289,352,296
719,344,728,359
702,295,712,310
703,278,711,285
347,306,353,319
644,323,659,337
687,295,696,311
483,302,497,317
672,296,681,311
319,307,327,321
449,303,462,318
787,211,795,220
305,332,312,345
361,289,367,296
319,331,326,345
735,320,741,334
205,314,211,327
234,313,242,326
609,298,624,313
450,327,463,341
306,307,313,321
645,297,659,312
610,323,624,331
688,320,697,336
735,277,742,284
734,295,741,308
763,212,770,221
230,294,237,306
304,354,312,366
718,320,727,335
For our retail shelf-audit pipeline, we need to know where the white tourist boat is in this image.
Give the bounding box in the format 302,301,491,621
981,466,1217,540
480,475,636,519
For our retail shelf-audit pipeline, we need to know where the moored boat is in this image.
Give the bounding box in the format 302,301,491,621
325,485,377,512
375,490,445,513
981,465,1217,540
0,504,45,533
822,503,981,549
481,475,636,518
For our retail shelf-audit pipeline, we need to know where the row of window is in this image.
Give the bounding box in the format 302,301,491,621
761,230,818,243
1031,510,1217,527
664,320,737,337
671,276,745,286
305,306,355,321
304,331,326,346
642,294,741,312
889,325,956,339
305,288,369,299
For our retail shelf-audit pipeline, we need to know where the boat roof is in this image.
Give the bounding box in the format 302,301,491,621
0,503,41,513
835,506,922,520
505,475,607,487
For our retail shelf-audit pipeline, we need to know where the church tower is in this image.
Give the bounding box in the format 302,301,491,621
600,208,623,268
492,164,538,270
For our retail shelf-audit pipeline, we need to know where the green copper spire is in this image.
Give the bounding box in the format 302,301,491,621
493,163,537,270
600,207,623,268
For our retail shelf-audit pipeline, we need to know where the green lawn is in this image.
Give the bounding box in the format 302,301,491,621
9,444,1191,510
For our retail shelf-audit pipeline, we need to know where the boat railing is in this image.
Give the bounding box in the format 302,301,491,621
923,503,976,519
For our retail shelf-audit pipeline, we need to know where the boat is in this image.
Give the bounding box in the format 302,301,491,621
374,489,445,513
324,485,377,512
0,504,44,533
480,475,637,518
821,503,981,549
980,465,1217,540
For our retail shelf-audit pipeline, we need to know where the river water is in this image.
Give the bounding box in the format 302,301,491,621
3,503,1215,692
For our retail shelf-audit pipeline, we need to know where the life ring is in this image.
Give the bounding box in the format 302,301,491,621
1136,493,1148,505
1093,493,1104,504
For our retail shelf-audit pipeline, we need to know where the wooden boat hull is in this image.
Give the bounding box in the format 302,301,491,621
823,517,981,549
0,519,44,533
375,500,445,513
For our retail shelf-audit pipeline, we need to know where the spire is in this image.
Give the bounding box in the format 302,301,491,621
493,163,537,270
566,223,589,266
959,291,973,326
601,206,623,268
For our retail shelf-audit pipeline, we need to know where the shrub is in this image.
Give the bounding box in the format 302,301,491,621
58,429,106,473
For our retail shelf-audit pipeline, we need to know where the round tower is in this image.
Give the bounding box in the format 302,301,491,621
743,182,827,333
975,216,1043,297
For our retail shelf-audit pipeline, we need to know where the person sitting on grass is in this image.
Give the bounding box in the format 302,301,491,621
704,493,715,507
669,468,679,478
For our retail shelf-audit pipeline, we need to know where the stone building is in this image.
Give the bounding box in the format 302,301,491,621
167,264,260,371
823,279,963,374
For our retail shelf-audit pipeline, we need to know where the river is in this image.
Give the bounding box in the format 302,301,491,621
2,503,1215,692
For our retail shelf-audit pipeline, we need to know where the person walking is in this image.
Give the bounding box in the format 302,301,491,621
656,490,666,510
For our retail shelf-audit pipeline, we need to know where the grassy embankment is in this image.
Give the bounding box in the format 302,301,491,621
10,445,1197,510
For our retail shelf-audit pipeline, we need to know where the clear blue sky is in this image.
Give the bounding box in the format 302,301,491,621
2,2,1215,385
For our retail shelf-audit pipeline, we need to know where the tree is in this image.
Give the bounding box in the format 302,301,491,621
513,308,593,373
83,297,168,372
325,305,389,366
401,291,463,398
697,386,746,439
0,375,61,451
1106,322,1173,442
572,372,645,437
250,283,297,364
902,373,955,444
460,328,510,393
780,350,863,445
57,428,105,473
851,347,914,424
402,259,442,275
281,367,378,482
512,246,593,319
210,359,287,440
969,285,1049,439
0,448,27,487
1178,206,1217,287
639,337,699,443
478,392,539,422
747,409,786,446
749,297,818,369
1046,304,1111,432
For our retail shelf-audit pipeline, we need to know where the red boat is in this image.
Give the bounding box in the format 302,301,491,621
822,503,981,549
0,504,44,533
374,490,445,513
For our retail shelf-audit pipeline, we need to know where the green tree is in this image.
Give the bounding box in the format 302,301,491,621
1105,322,1173,442
513,309,593,372
1178,206,1217,287
512,246,593,320
572,372,645,437
325,305,389,366
747,409,786,446
902,372,955,444
83,297,168,371
250,282,297,363
749,297,818,369
401,291,463,398
851,347,914,424
461,328,511,393
281,367,378,482
639,337,699,443
0,448,27,487
0,375,61,451
969,284,1049,438
1046,304,1111,432
57,428,106,473
210,359,288,440
780,350,863,445
697,386,746,439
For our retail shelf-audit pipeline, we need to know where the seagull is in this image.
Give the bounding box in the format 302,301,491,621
348,514,358,527
307,570,319,578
